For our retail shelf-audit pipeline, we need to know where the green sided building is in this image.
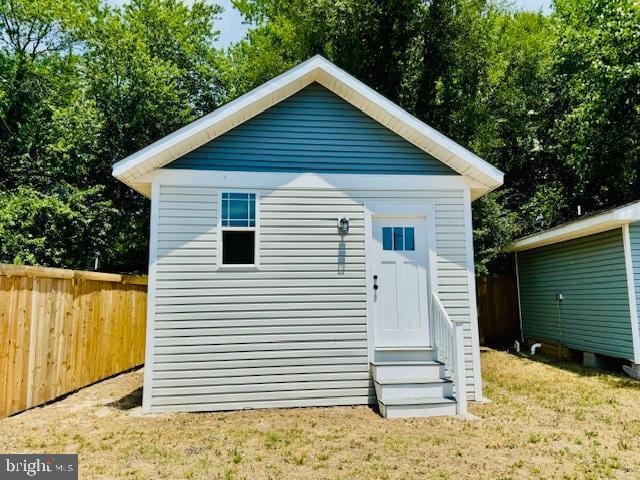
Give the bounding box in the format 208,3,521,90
509,202,640,377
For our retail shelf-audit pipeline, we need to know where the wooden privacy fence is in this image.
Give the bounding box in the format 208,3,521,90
476,276,520,346
0,264,147,418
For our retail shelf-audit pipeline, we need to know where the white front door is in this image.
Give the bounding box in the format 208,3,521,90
372,217,430,347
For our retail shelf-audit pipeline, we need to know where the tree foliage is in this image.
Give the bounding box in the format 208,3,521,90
0,185,116,268
230,0,557,273
0,0,638,275
230,0,639,274
0,0,227,272
550,0,640,211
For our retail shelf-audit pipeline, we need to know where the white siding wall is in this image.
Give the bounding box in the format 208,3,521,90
148,183,476,412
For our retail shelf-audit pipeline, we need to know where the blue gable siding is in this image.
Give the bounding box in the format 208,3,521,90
164,83,457,175
517,228,634,360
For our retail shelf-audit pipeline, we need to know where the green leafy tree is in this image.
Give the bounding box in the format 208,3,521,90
550,0,640,213
472,191,521,275
230,0,422,104
0,185,117,268
0,0,228,272
0,0,81,191
1,0,638,277
75,0,228,271
231,0,556,273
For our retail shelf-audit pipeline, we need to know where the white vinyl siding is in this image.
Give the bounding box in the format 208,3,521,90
153,185,369,412
149,184,475,412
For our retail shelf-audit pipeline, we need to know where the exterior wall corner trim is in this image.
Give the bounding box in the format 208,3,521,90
622,224,640,363
142,180,160,413
463,187,483,401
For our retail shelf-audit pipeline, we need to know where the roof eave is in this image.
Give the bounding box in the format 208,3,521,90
508,202,640,252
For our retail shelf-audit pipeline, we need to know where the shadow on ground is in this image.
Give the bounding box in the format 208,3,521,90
107,387,143,410
498,349,640,390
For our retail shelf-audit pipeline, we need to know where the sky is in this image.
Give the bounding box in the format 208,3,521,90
518,0,553,13
215,0,248,47
109,0,554,47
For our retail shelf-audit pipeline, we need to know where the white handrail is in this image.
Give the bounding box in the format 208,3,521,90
431,292,468,416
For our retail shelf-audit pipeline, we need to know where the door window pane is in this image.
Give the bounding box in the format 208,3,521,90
382,227,393,250
405,227,415,250
393,227,404,250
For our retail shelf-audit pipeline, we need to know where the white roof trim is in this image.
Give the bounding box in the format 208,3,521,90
112,55,503,198
508,201,640,252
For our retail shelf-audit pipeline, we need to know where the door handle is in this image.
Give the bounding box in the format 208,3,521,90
373,275,378,290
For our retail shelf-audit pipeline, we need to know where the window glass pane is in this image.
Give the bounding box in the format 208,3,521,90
222,231,255,264
221,192,256,227
229,219,250,227
221,198,229,227
230,199,249,221
382,227,392,250
393,227,404,250
405,227,415,250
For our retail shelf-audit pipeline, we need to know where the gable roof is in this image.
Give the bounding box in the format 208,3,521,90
112,55,504,198
508,201,640,252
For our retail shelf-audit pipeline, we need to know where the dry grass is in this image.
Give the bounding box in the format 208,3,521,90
2,349,640,479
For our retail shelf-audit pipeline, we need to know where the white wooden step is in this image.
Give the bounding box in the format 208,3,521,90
372,360,445,381
378,396,457,418
374,378,453,402
374,347,435,363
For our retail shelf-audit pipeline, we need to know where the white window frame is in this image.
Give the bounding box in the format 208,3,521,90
217,190,261,270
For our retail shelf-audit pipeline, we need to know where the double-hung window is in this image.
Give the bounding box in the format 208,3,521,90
219,192,259,267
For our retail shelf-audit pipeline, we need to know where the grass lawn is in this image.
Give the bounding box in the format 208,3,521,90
2,349,640,479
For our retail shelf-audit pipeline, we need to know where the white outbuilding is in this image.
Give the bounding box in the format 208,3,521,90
113,55,503,418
